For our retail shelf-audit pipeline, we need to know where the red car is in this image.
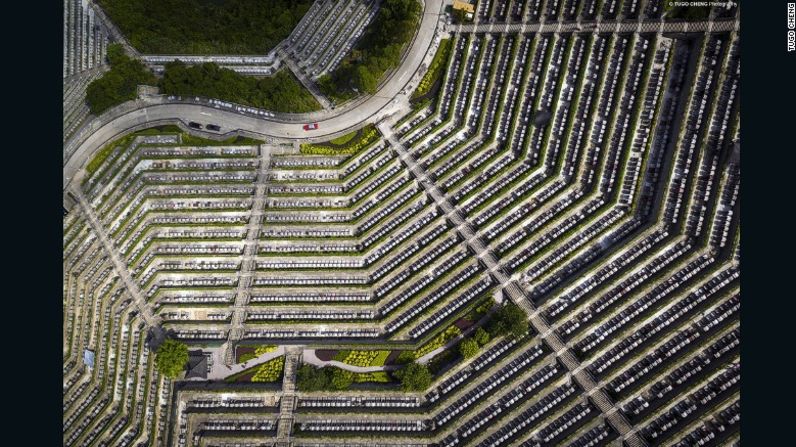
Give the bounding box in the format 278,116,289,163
303,123,319,131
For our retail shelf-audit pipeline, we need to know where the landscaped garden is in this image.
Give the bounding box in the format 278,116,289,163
236,345,278,363
411,38,452,102
299,124,381,155
225,355,284,383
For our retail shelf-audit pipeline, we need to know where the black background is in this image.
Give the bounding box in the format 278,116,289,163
0,1,792,444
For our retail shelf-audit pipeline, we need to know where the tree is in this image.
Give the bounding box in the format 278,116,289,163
296,365,330,391
459,338,480,359
488,303,529,339
86,43,157,114
395,362,432,392
155,338,188,379
474,327,491,346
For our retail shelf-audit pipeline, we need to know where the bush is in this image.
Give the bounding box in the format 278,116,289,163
335,350,391,367
353,371,392,383
330,368,354,390
86,44,157,114
161,62,321,113
254,345,278,356
155,338,188,379
97,0,312,54
474,327,491,346
394,362,432,391
458,337,480,358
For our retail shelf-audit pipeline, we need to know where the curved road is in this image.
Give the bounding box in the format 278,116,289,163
63,7,737,195
64,0,446,192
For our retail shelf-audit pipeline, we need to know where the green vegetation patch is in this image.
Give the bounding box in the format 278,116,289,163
333,350,392,367
155,338,188,379
300,124,380,155
329,131,359,146
393,362,431,391
412,38,452,101
86,134,132,175
180,132,263,147
237,345,277,363
318,0,422,102
353,371,392,383
487,302,529,339
86,44,157,115
226,355,284,383
408,325,462,360
161,62,321,113
97,0,312,54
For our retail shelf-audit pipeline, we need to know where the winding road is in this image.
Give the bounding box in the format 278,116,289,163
63,0,447,193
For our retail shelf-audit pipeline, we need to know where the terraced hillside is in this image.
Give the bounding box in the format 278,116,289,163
63,1,740,447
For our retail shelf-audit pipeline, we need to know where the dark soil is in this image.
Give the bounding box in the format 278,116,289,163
235,346,255,363
314,349,339,361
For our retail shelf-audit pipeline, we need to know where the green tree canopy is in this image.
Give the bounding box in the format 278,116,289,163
155,338,188,379
459,337,480,358
296,365,331,391
488,303,530,339
97,0,312,54
85,43,157,114
319,0,422,100
160,62,321,113
394,362,432,392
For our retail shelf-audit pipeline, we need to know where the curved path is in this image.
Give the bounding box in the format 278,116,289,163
63,0,446,192
303,349,401,373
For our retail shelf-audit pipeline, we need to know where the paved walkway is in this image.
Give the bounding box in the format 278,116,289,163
303,349,401,373
202,345,287,380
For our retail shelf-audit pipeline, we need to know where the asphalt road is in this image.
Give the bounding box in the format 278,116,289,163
63,0,446,193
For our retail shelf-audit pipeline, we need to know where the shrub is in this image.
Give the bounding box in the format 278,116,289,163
413,325,461,359
251,356,284,382
474,327,491,346
296,365,331,391
300,125,381,155
459,337,480,358
254,345,277,356
335,350,391,367
353,371,392,383
330,368,354,390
